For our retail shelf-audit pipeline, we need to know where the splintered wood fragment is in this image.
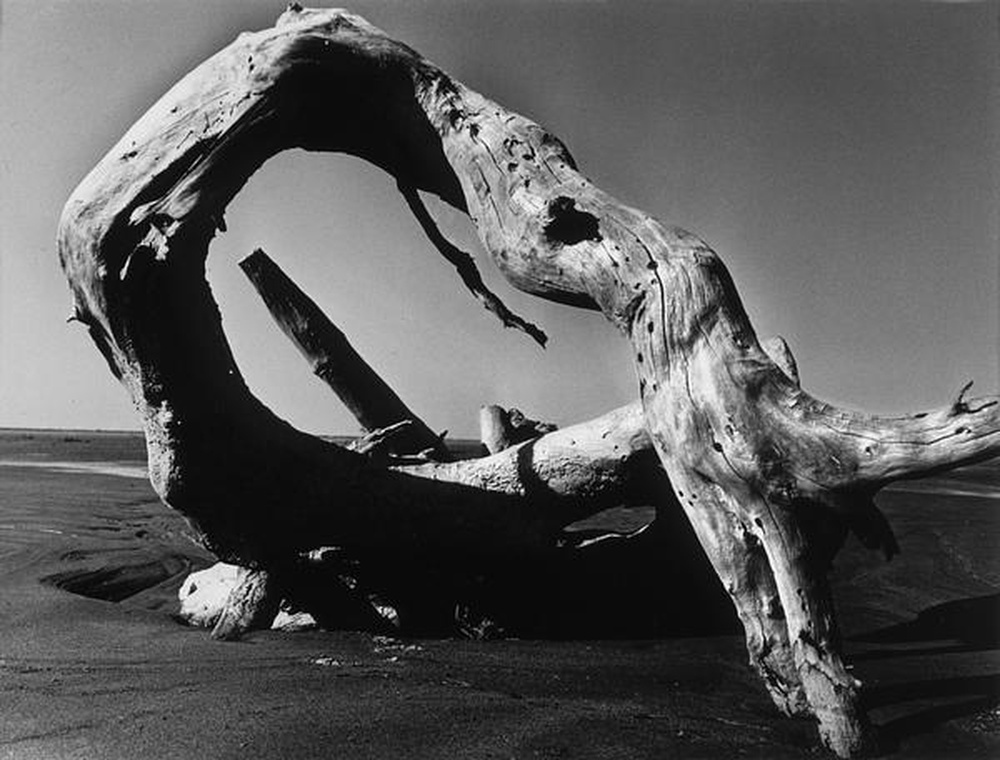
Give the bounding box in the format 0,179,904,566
348,420,414,456
239,249,451,461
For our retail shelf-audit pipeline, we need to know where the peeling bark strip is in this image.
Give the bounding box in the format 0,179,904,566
57,7,1000,757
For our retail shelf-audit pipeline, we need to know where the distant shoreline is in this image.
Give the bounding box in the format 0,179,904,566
0,427,486,457
0,426,143,435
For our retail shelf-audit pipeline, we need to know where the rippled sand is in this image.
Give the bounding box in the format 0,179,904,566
0,429,997,759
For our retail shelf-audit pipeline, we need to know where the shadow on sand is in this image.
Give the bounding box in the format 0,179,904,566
872,680,998,755
853,593,1000,659
848,594,1000,754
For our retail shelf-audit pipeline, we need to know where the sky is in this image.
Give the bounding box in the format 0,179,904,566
0,0,997,439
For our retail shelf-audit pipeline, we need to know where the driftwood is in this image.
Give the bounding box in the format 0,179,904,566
240,248,451,461
57,7,1000,757
480,405,558,455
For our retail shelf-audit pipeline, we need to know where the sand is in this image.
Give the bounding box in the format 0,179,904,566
0,429,997,759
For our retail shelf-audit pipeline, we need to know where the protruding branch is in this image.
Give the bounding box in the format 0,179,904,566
810,387,1000,488
950,379,977,415
348,420,414,456
398,182,548,347
240,249,451,460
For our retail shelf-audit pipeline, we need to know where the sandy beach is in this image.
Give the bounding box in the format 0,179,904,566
0,429,997,759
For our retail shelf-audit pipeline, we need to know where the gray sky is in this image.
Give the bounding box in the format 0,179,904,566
1,1,997,438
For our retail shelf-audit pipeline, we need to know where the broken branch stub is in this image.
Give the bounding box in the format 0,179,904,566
58,7,1000,757
479,404,558,455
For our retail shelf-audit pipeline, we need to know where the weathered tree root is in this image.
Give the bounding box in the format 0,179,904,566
58,7,1000,756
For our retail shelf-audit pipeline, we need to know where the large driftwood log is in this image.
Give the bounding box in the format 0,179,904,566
239,248,452,461
57,8,1000,756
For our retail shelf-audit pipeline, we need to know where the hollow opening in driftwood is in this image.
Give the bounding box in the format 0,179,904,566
57,9,1000,754
203,150,483,437
204,148,634,441
188,143,733,641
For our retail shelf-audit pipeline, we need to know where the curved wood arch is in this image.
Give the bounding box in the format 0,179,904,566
59,8,1000,756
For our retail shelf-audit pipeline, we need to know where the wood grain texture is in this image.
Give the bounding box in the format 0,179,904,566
58,7,1000,756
